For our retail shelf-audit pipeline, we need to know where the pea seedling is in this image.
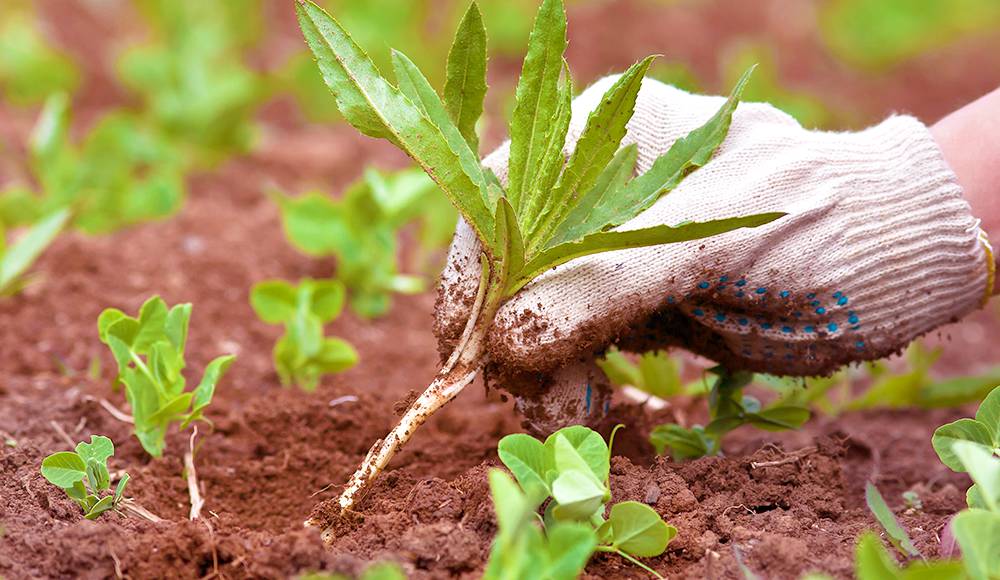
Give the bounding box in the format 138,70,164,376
495,425,675,577
0,93,185,235
272,167,455,318
40,435,130,520
250,278,358,391
650,367,809,460
297,0,785,516
98,296,235,457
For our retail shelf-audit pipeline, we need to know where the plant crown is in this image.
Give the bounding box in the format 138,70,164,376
98,296,236,457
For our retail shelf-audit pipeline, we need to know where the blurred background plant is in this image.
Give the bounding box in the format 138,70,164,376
0,0,998,383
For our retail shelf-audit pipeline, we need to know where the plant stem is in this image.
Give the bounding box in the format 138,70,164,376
119,499,164,523
596,546,665,579
185,427,204,520
315,262,502,535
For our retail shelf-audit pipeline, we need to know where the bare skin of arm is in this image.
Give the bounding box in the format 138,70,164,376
931,86,1000,287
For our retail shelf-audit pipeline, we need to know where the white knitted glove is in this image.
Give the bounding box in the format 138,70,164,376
434,76,995,431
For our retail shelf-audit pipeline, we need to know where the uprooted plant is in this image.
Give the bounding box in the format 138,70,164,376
40,435,161,522
296,0,785,521
98,296,236,457
492,425,675,577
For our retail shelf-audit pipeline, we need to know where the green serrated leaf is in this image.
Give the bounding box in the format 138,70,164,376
444,1,488,153
608,501,676,557
508,214,785,296
529,55,656,250
506,0,567,212
390,49,488,205
295,0,493,247
865,483,921,558
519,58,572,227
588,65,756,234
187,355,235,417
552,143,638,246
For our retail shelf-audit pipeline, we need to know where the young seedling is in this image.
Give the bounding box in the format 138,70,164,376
40,435,159,521
297,0,785,517
864,483,921,559
497,425,675,577
98,296,236,457
250,278,358,391
117,0,263,163
0,93,186,234
0,207,69,297
650,367,809,460
272,167,455,318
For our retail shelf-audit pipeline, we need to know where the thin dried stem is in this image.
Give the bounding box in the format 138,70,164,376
97,397,135,424
119,499,164,523
49,420,76,449
185,426,205,520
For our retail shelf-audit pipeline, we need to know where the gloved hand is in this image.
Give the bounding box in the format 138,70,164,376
434,75,995,433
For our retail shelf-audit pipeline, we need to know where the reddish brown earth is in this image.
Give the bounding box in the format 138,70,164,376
2,1,999,579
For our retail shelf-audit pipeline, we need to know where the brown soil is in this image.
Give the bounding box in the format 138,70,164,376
2,1,999,579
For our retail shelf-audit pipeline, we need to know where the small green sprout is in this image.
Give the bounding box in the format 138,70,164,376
597,347,691,400
116,0,264,163
932,384,999,472
250,279,358,391
0,208,69,297
495,425,675,577
298,562,406,580
40,435,130,520
0,93,185,235
272,167,455,318
864,483,920,559
297,0,785,514
98,296,236,457
650,367,809,460
0,4,80,105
